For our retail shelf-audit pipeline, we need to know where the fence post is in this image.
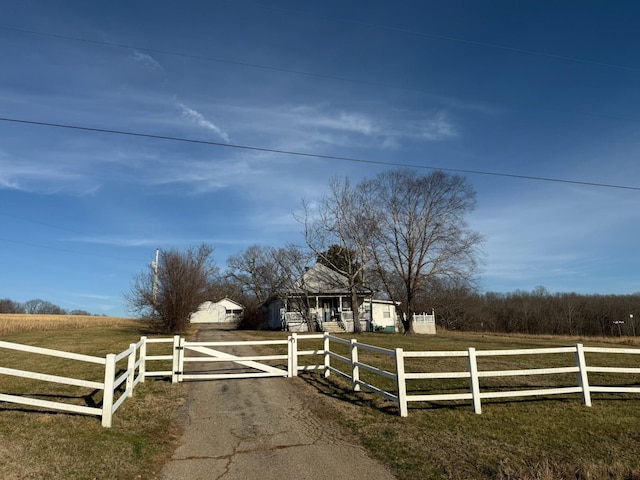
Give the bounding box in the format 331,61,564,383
467,347,482,414
171,335,181,384
350,339,360,392
139,336,147,383
323,332,330,378
288,334,298,377
178,337,186,382
287,335,292,377
126,343,136,398
102,353,116,428
575,343,592,407
395,348,408,417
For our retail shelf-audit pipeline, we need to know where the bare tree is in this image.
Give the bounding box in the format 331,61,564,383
227,245,291,305
0,298,25,314
126,244,217,333
300,177,374,332
23,299,66,315
362,169,483,333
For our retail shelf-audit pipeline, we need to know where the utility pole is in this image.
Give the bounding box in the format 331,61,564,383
151,248,159,308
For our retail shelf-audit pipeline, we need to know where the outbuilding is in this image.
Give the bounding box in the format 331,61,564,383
190,298,244,324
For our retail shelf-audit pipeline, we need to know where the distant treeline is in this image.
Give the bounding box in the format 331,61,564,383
0,298,93,316
427,287,640,337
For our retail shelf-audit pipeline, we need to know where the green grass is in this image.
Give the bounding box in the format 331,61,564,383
248,330,640,480
0,321,187,480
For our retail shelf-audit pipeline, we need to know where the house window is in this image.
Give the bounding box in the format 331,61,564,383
383,305,390,318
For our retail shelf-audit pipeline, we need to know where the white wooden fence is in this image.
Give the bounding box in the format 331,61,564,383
0,337,146,427
288,334,640,417
2,333,640,426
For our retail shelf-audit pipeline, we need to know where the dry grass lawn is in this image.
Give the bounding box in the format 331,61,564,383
0,320,188,480
250,330,640,480
4,320,640,479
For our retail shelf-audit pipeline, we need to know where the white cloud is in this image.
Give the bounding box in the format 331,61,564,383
413,112,458,140
291,107,375,135
276,104,457,147
130,50,165,73
178,103,231,143
0,154,100,195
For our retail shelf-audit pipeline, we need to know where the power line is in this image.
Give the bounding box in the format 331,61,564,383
0,236,141,263
0,25,402,91
0,210,85,235
5,24,640,132
3,23,638,111
248,2,640,73
2,116,639,192
5,9,639,74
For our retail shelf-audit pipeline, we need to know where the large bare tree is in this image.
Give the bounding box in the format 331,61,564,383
300,177,374,332
362,169,483,333
126,244,217,333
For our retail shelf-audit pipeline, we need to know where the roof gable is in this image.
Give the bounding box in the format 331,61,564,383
295,263,349,292
196,298,244,312
215,298,244,310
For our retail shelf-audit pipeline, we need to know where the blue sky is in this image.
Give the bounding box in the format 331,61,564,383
1,1,640,317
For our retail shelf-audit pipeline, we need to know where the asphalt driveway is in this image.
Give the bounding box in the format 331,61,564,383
159,324,396,480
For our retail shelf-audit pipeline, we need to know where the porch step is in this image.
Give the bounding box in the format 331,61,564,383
321,321,345,333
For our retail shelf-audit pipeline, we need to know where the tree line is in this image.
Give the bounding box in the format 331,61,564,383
0,298,92,316
422,284,640,337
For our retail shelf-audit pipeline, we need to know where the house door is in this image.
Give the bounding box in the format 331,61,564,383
323,302,331,322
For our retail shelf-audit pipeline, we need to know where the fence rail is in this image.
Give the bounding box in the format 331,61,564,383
288,335,640,417
0,337,147,427
3,333,640,426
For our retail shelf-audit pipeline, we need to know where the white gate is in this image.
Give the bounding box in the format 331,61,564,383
173,338,293,382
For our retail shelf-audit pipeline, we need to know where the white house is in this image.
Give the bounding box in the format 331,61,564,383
263,263,402,333
190,298,244,324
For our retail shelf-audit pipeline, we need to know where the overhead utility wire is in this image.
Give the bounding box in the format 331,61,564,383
3,25,638,107
0,236,141,263
0,26,394,90
2,116,639,192
251,3,640,73
5,25,640,128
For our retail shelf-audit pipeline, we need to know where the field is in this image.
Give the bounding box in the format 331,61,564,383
3,318,640,479
0,316,187,480
0,313,134,336
249,330,640,480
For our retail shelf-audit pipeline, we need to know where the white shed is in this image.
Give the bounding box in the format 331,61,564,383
190,298,244,323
